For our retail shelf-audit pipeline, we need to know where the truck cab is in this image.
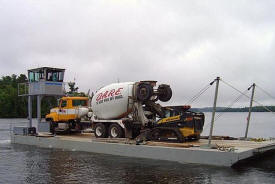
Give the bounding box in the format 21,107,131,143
46,96,90,133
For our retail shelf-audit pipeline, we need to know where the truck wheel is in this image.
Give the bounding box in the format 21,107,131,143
94,123,107,138
108,123,124,138
136,83,153,101
158,84,172,102
48,119,55,134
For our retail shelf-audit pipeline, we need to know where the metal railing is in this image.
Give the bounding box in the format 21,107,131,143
18,82,29,96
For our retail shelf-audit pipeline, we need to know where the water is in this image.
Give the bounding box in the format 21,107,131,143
1,113,275,184
202,112,275,138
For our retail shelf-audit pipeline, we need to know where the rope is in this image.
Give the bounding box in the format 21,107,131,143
203,89,248,131
215,89,249,121
204,98,275,131
185,85,211,105
185,80,215,105
220,79,251,100
256,85,275,101
220,79,275,114
203,80,275,133
251,99,275,114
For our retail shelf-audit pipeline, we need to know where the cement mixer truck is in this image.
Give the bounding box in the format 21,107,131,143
91,81,205,142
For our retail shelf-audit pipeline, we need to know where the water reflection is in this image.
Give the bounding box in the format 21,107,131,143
11,146,239,184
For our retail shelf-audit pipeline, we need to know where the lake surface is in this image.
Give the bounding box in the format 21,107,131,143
1,112,275,183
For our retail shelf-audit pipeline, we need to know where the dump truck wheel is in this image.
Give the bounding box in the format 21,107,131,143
136,83,153,101
109,123,124,138
94,123,107,138
158,84,172,102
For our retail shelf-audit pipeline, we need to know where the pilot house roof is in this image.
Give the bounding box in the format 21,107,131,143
28,67,65,73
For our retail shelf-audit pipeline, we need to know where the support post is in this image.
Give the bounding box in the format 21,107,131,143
37,95,41,124
244,83,255,139
28,95,32,128
208,77,220,147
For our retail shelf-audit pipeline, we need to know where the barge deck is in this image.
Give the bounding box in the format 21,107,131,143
11,133,275,167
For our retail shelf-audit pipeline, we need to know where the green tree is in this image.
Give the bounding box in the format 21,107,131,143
0,74,58,118
67,82,79,95
67,81,86,97
0,74,28,118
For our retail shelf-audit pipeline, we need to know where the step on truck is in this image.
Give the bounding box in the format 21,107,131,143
91,81,205,142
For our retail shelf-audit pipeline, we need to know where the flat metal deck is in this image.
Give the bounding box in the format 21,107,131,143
11,133,275,167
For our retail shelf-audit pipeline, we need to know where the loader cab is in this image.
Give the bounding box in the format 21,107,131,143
163,108,178,118
162,105,191,118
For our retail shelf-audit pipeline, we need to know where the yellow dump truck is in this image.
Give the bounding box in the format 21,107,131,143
46,96,91,133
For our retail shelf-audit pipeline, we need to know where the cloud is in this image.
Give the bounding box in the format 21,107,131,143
0,0,274,107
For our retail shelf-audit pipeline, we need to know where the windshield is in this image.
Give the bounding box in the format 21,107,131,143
46,70,64,82
72,100,88,107
28,71,43,82
164,109,181,118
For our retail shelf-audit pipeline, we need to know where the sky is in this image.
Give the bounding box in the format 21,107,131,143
0,0,275,107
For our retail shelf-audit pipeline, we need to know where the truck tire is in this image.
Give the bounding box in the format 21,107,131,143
136,83,153,101
48,119,55,134
158,84,172,102
108,123,124,138
94,123,107,138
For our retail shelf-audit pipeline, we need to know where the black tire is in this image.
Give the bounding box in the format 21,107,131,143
194,134,200,140
94,123,108,138
158,84,172,102
150,128,161,141
136,83,153,101
108,123,124,138
48,119,55,134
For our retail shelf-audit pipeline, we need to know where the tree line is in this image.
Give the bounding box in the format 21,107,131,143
191,106,275,112
0,74,84,118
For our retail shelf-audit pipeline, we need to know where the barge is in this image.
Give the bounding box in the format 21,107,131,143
13,67,275,167
11,133,275,167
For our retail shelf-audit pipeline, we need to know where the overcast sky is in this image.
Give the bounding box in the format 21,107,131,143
0,0,275,107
